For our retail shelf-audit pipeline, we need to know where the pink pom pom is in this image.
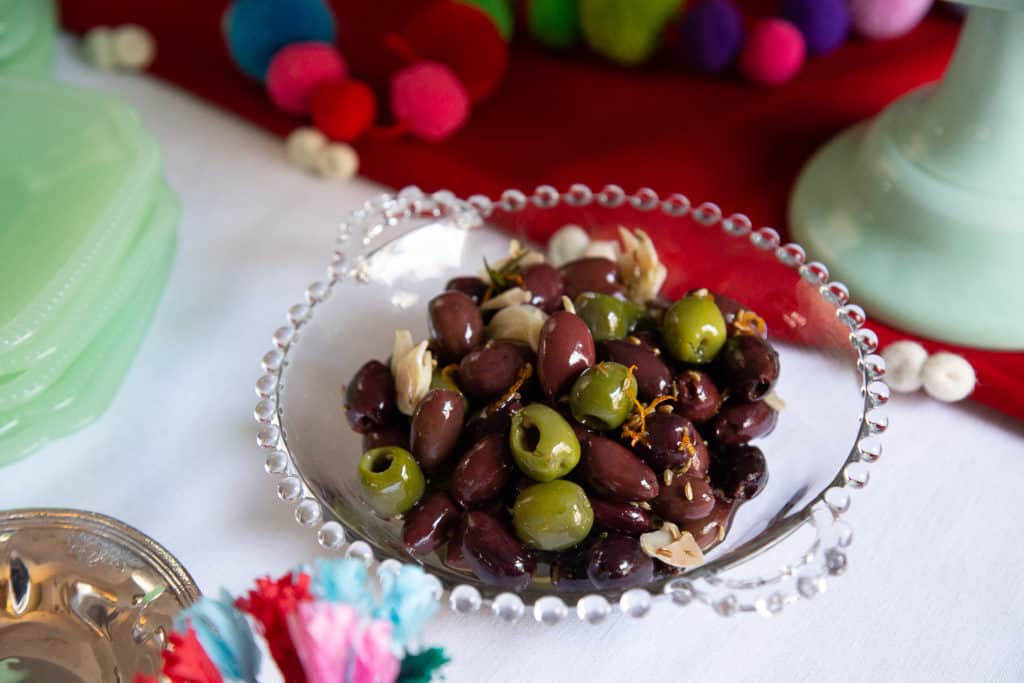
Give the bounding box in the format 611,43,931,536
287,603,357,683
390,61,470,142
849,0,933,41
740,19,806,87
266,42,348,115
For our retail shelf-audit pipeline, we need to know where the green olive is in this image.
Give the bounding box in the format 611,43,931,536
569,361,637,430
509,404,581,481
512,480,594,551
430,367,467,410
574,293,644,342
357,447,425,517
661,294,727,364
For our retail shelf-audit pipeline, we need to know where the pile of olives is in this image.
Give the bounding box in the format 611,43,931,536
344,248,780,593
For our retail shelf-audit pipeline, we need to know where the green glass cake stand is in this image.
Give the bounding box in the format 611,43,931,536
0,0,55,77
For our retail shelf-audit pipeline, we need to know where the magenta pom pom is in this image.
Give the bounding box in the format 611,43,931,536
740,19,806,87
780,0,851,56
390,61,471,142
849,0,933,41
266,42,348,115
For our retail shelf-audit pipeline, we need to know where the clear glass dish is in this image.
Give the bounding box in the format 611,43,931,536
254,185,888,623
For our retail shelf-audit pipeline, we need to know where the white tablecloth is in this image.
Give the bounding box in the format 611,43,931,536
4,42,1023,682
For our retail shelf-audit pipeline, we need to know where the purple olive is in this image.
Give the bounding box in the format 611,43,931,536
444,523,472,572
537,311,596,398
674,370,721,423
634,412,709,475
601,340,672,400
550,545,596,593
362,422,409,452
590,498,653,535
651,474,715,524
717,335,780,401
429,291,484,363
586,535,654,590
450,433,512,507
446,276,488,304
579,436,659,502
403,491,460,555
682,498,735,550
461,511,536,589
410,390,465,473
560,257,620,299
520,263,565,313
344,360,397,434
710,292,768,338
458,342,529,400
710,400,778,446
710,444,768,501
462,397,522,446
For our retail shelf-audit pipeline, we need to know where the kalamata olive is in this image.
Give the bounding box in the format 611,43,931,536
717,335,780,401
362,422,409,452
601,339,672,400
590,498,652,535
429,291,484,363
710,400,778,445
410,389,465,473
444,523,471,572
682,498,735,550
458,341,529,400
559,257,620,299
460,511,536,590
580,436,659,502
674,370,721,423
462,397,522,445
710,444,768,501
520,263,565,313
403,491,460,554
344,360,397,434
450,433,512,507
446,276,488,304
710,292,768,338
537,311,596,398
586,535,654,590
550,546,595,593
651,474,715,524
634,412,710,475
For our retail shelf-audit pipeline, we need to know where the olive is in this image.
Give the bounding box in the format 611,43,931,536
709,400,778,445
651,474,715,524
634,412,710,475
520,263,565,313
450,433,512,507
460,511,536,590
601,339,672,400
357,447,426,517
410,389,465,473
512,480,594,551
458,341,529,400
536,311,596,398
586,535,654,591
509,404,581,481
430,366,462,394
590,498,653,535
402,491,460,554
361,422,409,453
579,436,659,502
682,498,734,550
344,360,397,434
661,294,727,364
716,335,780,401
446,276,488,304
674,370,721,423
709,444,768,501
462,397,522,445
550,546,596,593
444,523,472,572
560,257,620,299
574,293,644,342
429,291,484,363
569,362,637,430
710,292,768,338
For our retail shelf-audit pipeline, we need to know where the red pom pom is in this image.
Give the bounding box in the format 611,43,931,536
266,41,348,115
235,572,314,683
162,627,224,683
395,0,508,103
311,79,378,142
391,61,471,142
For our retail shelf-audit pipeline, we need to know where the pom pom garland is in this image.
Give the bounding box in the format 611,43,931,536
922,351,976,402
390,61,471,142
780,0,851,56
224,0,336,79
740,19,806,87
460,0,515,40
679,0,744,74
266,42,347,115
579,0,681,66
311,80,377,143
881,340,929,393
849,0,934,41
527,0,581,49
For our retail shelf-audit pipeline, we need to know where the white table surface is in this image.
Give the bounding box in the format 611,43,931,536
4,42,1024,682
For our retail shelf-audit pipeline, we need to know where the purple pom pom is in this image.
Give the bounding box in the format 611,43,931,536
679,0,744,73
780,0,851,56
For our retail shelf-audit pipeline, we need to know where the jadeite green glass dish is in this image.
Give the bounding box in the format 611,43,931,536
0,0,55,78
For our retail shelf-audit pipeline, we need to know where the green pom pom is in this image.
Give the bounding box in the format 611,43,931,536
528,0,580,49
459,0,514,40
579,0,681,65
399,648,451,683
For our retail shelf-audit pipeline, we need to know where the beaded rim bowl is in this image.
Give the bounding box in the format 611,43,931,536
253,184,888,624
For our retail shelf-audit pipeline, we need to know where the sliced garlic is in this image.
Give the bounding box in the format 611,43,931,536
487,305,548,351
617,227,667,304
391,330,415,376
641,523,705,568
560,295,576,314
582,239,619,262
394,340,433,416
763,391,787,412
480,287,532,312
548,224,590,266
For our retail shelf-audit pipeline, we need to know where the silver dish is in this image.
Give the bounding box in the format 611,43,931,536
254,184,888,624
0,508,200,681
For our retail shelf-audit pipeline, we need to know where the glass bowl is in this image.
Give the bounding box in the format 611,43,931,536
253,184,888,623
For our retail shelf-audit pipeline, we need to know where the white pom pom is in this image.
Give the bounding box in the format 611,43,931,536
82,27,117,70
112,24,156,70
547,224,590,266
286,127,327,170
314,143,359,179
880,340,928,393
921,352,976,403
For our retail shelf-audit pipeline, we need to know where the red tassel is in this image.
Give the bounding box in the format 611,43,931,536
235,572,314,683
162,627,224,683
